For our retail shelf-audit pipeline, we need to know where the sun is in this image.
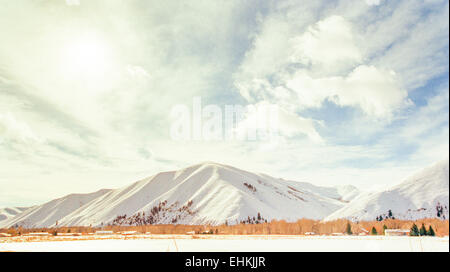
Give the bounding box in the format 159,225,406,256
60,35,112,79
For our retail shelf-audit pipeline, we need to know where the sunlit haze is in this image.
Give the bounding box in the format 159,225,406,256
0,0,448,207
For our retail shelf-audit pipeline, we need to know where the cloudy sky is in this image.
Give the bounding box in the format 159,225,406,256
0,0,448,207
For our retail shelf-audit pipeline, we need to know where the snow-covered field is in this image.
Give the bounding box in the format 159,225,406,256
1,235,448,252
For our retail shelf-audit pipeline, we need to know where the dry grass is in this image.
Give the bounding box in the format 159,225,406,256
1,218,448,239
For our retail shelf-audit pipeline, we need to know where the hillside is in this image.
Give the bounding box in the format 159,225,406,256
324,160,449,222
3,160,446,228
1,189,112,228
1,162,356,228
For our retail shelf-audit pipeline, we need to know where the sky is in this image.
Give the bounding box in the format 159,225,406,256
0,0,448,207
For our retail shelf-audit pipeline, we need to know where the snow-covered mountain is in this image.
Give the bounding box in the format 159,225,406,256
0,207,30,223
2,160,446,228
1,189,112,228
325,159,449,222
291,182,360,203
0,162,357,228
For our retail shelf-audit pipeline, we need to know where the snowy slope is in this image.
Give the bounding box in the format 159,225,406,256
0,207,29,223
0,189,112,228
1,162,354,228
283,181,360,203
325,160,449,222
3,160,446,228
57,162,349,227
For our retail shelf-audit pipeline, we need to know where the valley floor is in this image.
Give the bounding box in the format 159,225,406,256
1,235,448,252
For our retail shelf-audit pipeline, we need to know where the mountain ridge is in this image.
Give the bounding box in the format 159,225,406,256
0,162,357,228
324,159,449,222
1,160,447,228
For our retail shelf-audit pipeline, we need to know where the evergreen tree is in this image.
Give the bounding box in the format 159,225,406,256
419,223,427,236
410,223,419,236
345,222,353,235
388,210,393,218
383,225,388,235
427,226,435,236
371,227,377,235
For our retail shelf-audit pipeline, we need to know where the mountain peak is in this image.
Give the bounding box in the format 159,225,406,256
190,161,230,169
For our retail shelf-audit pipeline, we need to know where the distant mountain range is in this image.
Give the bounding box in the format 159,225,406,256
325,159,449,222
1,160,448,228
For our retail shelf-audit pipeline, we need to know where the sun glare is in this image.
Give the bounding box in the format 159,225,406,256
60,36,111,78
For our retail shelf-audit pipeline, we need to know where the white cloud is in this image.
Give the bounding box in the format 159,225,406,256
0,112,41,145
277,108,323,142
240,65,409,119
398,87,449,140
330,65,410,118
235,14,410,120
234,101,323,143
236,16,293,80
361,0,449,89
290,15,362,70
365,0,381,6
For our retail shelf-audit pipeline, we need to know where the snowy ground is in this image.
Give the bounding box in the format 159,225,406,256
1,235,448,252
